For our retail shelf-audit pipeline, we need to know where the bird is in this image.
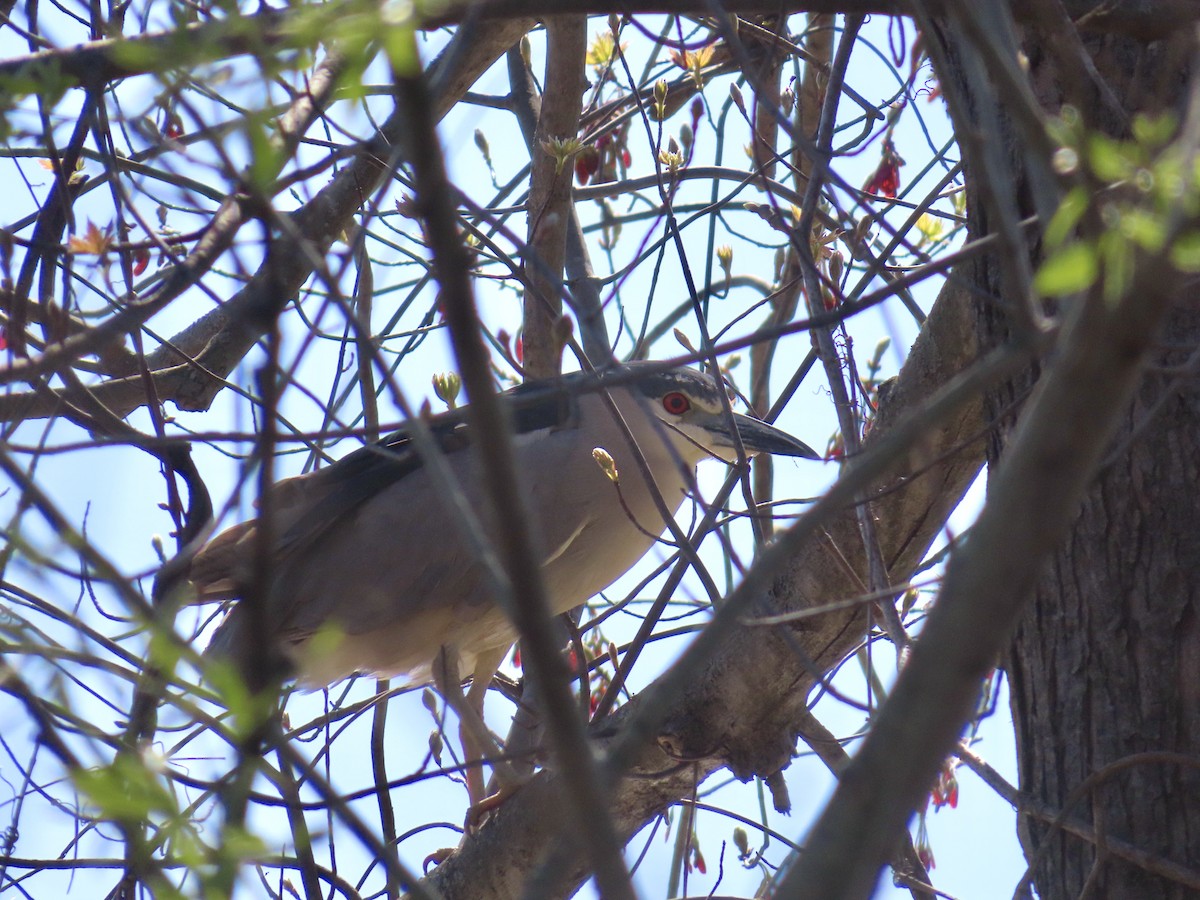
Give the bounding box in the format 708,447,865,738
185,362,819,806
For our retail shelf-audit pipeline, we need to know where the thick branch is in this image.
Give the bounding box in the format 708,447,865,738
523,17,587,378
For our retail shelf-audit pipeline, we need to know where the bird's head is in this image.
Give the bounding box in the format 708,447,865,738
623,365,821,464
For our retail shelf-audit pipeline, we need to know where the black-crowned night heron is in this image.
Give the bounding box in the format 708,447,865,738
187,362,818,805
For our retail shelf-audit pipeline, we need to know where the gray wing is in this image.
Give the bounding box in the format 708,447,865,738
194,378,581,676
189,418,456,602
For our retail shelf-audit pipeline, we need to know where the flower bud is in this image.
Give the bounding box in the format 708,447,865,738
730,84,746,116
431,371,461,409
592,447,619,484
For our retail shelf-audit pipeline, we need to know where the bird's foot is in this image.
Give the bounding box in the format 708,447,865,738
464,773,529,833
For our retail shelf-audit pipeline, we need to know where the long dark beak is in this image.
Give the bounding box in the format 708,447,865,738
724,412,822,460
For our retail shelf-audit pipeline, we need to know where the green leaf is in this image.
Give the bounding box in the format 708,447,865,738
1131,112,1177,151
218,824,269,862
1089,134,1135,182
243,113,280,194
381,17,420,78
161,815,208,870
1170,231,1200,272
1044,186,1089,249
1045,105,1081,147
147,626,184,676
1152,156,1187,206
1034,241,1098,296
73,754,176,823
203,657,274,739
1119,207,1166,252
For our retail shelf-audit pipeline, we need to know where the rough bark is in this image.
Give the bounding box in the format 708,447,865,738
522,17,587,378
1009,302,1200,898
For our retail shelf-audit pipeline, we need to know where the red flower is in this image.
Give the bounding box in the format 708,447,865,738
917,844,936,870
588,124,632,183
931,759,959,810
863,139,904,199
163,112,184,140
575,146,601,185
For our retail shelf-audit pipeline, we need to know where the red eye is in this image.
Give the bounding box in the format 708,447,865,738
662,391,690,415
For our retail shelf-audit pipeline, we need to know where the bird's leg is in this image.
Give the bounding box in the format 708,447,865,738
460,646,534,825
432,645,519,826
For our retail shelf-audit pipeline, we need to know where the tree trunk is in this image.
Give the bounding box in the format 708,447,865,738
1008,299,1200,898
937,14,1200,899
